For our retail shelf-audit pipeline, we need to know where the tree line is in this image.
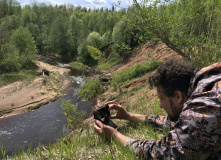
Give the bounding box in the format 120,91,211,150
0,0,220,73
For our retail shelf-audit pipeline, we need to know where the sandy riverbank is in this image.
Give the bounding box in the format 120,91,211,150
0,61,71,118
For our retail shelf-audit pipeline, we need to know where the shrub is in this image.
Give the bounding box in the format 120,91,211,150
87,45,104,64
62,100,87,130
69,61,90,75
86,31,102,49
78,77,103,100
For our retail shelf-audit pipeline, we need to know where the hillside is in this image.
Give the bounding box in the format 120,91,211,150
8,41,183,160
98,41,182,108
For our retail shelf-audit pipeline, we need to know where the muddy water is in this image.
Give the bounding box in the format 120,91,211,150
0,74,93,157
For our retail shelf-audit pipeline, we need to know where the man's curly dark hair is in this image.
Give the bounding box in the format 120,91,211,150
148,58,195,97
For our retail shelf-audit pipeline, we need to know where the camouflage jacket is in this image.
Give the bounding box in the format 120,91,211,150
125,62,221,159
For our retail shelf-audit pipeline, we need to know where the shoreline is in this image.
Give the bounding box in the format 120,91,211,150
0,61,71,118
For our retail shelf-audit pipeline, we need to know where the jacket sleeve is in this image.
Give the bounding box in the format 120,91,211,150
124,122,216,160
145,115,175,129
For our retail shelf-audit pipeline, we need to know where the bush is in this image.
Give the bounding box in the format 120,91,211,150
86,31,102,49
87,45,104,64
78,77,103,100
69,61,90,75
62,100,87,130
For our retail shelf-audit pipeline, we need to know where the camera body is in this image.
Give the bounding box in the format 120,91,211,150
94,105,117,128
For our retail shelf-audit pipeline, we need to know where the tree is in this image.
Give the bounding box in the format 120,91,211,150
86,31,102,49
11,26,38,65
67,14,87,58
133,0,187,58
0,0,8,19
77,41,90,63
0,24,10,61
48,15,69,56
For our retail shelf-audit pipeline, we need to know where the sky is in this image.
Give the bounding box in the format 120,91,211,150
16,0,133,9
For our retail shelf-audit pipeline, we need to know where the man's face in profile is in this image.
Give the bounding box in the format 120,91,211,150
157,86,182,121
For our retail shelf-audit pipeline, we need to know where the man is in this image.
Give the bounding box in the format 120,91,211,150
94,59,221,159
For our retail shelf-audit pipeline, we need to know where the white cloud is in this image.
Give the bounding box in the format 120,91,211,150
86,0,107,5
18,0,130,8
36,0,63,6
48,0,62,5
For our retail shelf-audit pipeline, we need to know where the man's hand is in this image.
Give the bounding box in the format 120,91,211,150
94,119,131,145
105,101,129,120
105,101,146,123
94,119,116,142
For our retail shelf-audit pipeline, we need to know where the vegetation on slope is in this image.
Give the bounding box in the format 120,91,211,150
8,80,168,160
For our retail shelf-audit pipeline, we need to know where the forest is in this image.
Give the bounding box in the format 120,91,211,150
0,0,220,74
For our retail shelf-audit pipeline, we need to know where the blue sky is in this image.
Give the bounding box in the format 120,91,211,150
16,0,133,9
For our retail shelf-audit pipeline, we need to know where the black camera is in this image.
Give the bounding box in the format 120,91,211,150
94,105,117,129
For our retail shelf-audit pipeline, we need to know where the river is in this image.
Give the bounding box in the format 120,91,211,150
0,58,93,158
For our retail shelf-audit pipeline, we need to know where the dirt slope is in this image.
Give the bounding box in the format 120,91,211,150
99,41,183,105
116,41,182,71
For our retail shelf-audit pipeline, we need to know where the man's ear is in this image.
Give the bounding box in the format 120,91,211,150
174,91,183,104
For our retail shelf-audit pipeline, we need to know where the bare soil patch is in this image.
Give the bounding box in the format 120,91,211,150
116,41,182,71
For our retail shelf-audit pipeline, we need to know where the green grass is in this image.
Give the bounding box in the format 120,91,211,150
0,70,37,87
78,77,103,100
111,60,162,90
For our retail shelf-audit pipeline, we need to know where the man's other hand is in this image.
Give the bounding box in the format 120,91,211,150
94,119,131,145
94,119,116,142
105,101,146,123
105,101,129,120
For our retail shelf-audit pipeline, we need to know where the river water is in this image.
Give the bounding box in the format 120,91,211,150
0,60,93,157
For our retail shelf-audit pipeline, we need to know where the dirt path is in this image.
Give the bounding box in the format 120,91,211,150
0,61,71,118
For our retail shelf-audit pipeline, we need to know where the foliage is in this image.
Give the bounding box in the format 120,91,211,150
10,26,38,67
48,15,69,56
112,18,132,55
86,31,103,49
0,43,21,72
133,0,221,67
87,45,104,64
107,48,122,64
78,77,103,100
62,100,87,130
69,61,90,74
77,41,90,63
0,0,220,70
67,14,87,57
